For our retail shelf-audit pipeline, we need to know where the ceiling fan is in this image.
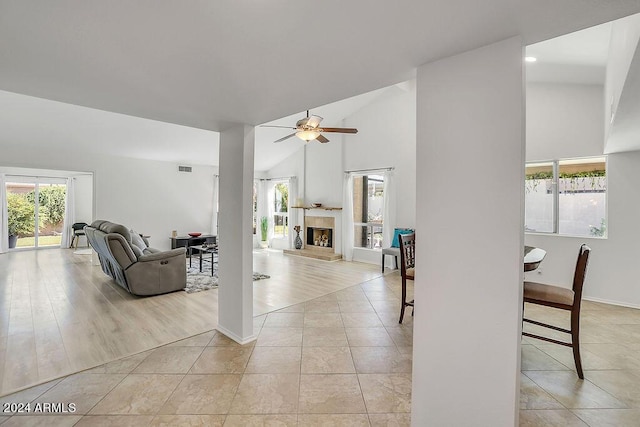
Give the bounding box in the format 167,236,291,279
261,110,358,143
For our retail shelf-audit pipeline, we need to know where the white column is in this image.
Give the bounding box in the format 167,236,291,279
217,124,256,344
413,37,524,426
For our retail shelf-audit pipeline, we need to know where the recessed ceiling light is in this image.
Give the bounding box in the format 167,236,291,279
525,56,537,63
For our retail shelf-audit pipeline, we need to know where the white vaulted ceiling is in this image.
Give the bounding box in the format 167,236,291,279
2,0,640,133
526,23,613,84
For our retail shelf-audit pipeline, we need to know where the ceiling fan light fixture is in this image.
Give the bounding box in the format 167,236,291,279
296,130,320,141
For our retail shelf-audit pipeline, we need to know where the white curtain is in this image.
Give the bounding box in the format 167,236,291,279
288,177,298,248
211,174,219,236
265,180,276,242
342,173,355,261
256,180,269,242
61,177,75,248
0,174,8,254
382,169,396,249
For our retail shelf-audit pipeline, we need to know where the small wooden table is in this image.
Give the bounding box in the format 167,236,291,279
170,234,216,250
189,244,218,276
524,246,546,272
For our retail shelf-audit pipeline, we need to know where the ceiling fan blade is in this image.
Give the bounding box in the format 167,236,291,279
260,125,297,129
273,133,297,143
316,134,330,143
319,127,358,134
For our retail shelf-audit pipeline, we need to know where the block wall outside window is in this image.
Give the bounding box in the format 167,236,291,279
525,156,607,238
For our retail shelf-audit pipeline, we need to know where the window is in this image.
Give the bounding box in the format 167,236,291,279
525,157,606,237
6,180,67,248
273,181,288,238
353,174,384,249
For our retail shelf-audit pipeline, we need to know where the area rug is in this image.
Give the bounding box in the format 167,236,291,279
184,261,270,293
73,248,93,255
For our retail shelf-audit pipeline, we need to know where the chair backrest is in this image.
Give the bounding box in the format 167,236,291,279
391,228,414,248
399,232,415,278
572,244,591,306
72,222,88,232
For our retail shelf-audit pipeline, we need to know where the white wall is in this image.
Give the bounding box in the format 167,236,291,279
1,146,216,251
73,174,93,225
525,82,640,307
527,83,604,160
305,137,343,208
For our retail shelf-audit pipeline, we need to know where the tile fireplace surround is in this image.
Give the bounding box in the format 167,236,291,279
284,216,341,261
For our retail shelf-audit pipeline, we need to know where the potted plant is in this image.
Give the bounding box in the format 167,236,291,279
7,192,34,249
259,216,268,249
7,223,18,249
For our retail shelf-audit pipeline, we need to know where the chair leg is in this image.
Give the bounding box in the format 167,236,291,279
571,309,584,379
399,277,407,324
70,235,75,248
382,254,386,273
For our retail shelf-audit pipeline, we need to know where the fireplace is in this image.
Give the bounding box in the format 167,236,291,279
307,227,333,248
304,216,336,253
283,214,341,261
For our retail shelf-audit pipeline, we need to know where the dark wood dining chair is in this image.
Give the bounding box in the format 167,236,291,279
523,244,591,379
398,232,415,324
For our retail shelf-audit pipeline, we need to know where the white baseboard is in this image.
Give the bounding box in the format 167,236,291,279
216,325,257,345
583,296,640,310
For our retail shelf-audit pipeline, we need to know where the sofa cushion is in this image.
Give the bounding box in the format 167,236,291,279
130,230,147,253
130,244,143,258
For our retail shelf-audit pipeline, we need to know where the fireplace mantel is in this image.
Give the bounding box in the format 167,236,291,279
291,206,342,211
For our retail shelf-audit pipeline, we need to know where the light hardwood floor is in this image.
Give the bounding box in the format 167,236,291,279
0,248,383,396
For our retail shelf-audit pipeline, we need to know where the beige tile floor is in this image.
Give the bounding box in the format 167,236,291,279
1,265,640,425
521,301,640,426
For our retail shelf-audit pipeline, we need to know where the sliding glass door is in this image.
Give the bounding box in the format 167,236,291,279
6,180,66,249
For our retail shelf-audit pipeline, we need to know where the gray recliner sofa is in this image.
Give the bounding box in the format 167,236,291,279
85,220,186,296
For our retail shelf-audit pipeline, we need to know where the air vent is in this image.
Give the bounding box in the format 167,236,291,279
178,166,192,173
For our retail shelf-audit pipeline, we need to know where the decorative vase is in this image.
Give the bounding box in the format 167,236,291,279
294,231,303,249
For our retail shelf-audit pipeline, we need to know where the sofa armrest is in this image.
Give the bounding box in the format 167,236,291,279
137,248,186,262
125,247,187,296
